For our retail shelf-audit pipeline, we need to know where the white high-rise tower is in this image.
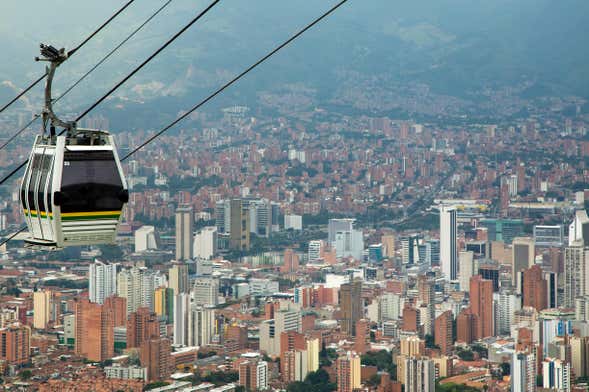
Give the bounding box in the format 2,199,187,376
440,206,457,281
89,260,118,304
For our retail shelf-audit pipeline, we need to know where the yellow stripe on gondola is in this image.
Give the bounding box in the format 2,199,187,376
23,209,53,217
60,211,121,217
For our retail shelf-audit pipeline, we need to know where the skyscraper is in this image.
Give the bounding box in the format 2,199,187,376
117,266,161,315
568,209,589,246
126,307,160,349
176,205,194,261
187,306,215,347
542,358,570,392
230,199,250,251
74,299,114,362
140,337,172,382
173,293,190,347
522,265,548,312
340,279,363,336
402,357,435,392
564,243,589,308
89,260,118,304
470,276,494,339
440,206,457,280
434,311,453,355
239,358,268,391
193,226,218,259
328,219,364,260
169,263,189,296
494,291,521,336
192,277,219,306
33,290,53,330
458,251,474,291
281,248,300,273
512,351,537,392
134,225,159,252
0,324,30,366
336,352,361,392
154,287,174,324
512,237,535,286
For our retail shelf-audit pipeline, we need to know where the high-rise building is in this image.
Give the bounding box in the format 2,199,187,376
479,218,524,244
401,234,421,265
402,357,435,392
308,240,324,262
458,251,474,291
340,279,363,336
434,311,453,355
173,292,215,348
103,296,127,327
542,358,570,392
328,219,364,260
440,206,457,281
187,306,215,347
354,319,370,354
564,243,589,308
193,226,217,260
33,290,53,330
512,351,537,392
456,308,477,344
173,293,190,347
533,225,564,248
283,350,309,383
281,248,300,273
74,299,114,362
154,287,174,324
470,276,494,339
192,277,219,306
571,336,589,379
400,336,425,357
176,205,194,261
127,307,160,349
0,324,31,365
494,291,522,336
402,304,419,334
568,209,589,246
230,199,250,251
259,305,302,356
336,352,361,392
512,237,535,286
239,358,268,391
140,337,172,381
306,338,320,373
117,267,160,314
381,234,396,258
134,225,159,252
89,260,118,304
169,263,189,296
522,265,548,312
284,214,303,231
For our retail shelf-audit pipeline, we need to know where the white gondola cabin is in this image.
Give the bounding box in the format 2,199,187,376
20,129,128,248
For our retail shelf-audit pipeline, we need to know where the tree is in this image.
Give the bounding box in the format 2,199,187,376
144,381,169,390
500,362,510,376
19,370,32,381
424,334,439,349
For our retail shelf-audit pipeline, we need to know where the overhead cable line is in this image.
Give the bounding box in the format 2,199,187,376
0,0,136,116
0,0,221,185
122,0,349,161
0,0,350,246
0,0,173,153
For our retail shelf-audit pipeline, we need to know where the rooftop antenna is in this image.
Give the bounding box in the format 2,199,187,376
35,44,76,138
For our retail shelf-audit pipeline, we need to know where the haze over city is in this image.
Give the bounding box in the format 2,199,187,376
0,1,588,392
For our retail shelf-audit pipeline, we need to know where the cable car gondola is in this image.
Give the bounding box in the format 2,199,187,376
20,44,128,249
